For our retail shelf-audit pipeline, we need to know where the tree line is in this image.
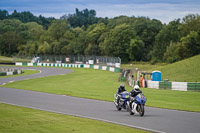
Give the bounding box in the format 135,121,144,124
0,9,200,63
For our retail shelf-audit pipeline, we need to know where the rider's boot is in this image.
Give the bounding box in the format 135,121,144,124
116,98,120,106
132,102,137,113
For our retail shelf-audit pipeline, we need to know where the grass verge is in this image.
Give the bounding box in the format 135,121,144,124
0,56,30,63
0,103,147,133
2,67,200,112
142,88,200,112
157,54,200,82
0,70,40,78
0,56,13,63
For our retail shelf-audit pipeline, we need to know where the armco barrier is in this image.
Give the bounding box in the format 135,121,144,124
159,80,172,90
187,82,200,91
15,62,122,73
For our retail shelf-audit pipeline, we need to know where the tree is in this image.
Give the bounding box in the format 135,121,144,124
133,17,163,61
163,42,180,63
0,9,9,20
25,22,44,41
85,23,107,55
63,8,98,28
101,24,136,62
178,31,200,59
151,19,181,62
48,19,70,41
128,37,145,61
0,31,23,55
0,19,26,56
180,14,200,36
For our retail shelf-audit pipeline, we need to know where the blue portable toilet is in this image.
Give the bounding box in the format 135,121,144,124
152,71,161,81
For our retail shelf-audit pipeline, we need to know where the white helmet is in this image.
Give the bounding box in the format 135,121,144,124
134,85,140,92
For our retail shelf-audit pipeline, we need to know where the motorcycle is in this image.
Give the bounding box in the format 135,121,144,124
127,93,146,116
113,91,130,111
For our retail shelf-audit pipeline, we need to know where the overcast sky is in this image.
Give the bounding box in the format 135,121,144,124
1,0,200,24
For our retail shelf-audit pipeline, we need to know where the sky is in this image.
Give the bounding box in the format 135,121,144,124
1,0,200,24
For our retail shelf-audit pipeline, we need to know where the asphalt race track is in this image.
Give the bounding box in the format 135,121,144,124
0,67,200,133
0,66,73,85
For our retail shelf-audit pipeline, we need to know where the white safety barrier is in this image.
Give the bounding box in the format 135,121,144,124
102,66,107,70
172,82,187,91
110,67,115,72
94,65,99,69
27,63,33,66
147,80,159,89
84,64,90,68
38,63,42,66
7,72,13,75
16,62,22,66
17,70,22,74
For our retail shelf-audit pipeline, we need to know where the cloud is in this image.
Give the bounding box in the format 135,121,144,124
1,0,200,23
87,3,200,23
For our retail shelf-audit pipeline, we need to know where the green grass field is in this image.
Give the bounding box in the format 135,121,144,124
0,103,147,133
121,61,166,71
157,55,200,82
142,88,200,112
0,69,40,78
122,55,200,82
0,56,30,63
2,68,200,112
0,56,13,63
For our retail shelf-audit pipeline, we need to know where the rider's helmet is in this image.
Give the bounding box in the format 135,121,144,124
134,85,140,92
120,84,125,89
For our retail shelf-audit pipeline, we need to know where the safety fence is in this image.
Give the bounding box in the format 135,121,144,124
15,62,122,73
127,75,200,91
13,55,121,67
0,68,23,76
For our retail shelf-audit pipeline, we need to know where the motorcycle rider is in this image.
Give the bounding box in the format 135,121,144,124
129,85,142,113
116,84,126,105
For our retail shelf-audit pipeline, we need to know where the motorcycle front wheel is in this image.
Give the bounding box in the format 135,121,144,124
138,105,145,116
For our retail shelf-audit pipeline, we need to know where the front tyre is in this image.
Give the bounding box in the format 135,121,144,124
138,105,145,116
